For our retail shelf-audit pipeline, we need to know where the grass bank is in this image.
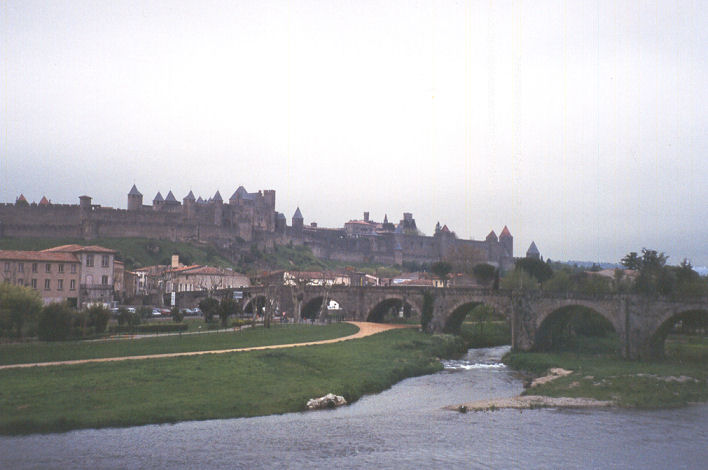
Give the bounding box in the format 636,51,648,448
0,323,358,366
503,336,708,408
0,329,464,435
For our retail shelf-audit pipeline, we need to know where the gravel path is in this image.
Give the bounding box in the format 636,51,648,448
0,322,414,371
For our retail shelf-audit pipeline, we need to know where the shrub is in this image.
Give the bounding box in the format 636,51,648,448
172,306,184,323
37,303,74,341
0,283,43,338
87,305,111,334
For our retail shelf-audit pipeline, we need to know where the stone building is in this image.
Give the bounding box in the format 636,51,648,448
163,265,250,294
0,250,81,305
42,245,117,307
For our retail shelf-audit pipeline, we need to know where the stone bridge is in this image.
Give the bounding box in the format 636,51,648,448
178,285,708,359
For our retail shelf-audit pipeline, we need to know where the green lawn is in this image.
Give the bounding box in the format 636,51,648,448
503,336,708,408
0,329,464,435
0,323,358,365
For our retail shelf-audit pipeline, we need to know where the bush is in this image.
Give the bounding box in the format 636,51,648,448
0,283,43,338
37,303,74,341
87,305,111,334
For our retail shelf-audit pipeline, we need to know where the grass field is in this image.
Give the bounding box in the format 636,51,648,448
0,323,358,366
503,335,708,408
0,329,464,435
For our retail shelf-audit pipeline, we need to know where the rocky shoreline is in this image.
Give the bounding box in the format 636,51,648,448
446,395,614,412
447,366,614,411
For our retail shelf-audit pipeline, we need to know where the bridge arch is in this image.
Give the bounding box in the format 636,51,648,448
647,308,708,358
243,295,267,316
366,297,418,323
534,304,619,353
300,295,350,321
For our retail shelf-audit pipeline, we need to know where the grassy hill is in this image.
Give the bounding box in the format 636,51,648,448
0,237,234,270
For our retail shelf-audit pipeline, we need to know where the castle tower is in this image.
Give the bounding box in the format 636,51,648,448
499,226,513,257
153,192,164,210
212,190,223,226
292,207,304,232
127,185,143,211
183,190,196,219
485,230,498,243
526,241,540,259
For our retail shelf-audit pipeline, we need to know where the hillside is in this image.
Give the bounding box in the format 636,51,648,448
0,237,234,270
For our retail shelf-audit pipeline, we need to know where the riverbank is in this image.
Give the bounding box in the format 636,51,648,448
0,328,464,435
499,349,708,409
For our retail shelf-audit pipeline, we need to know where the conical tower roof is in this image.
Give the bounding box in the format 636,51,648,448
527,241,540,255
500,226,512,238
212,190,223,202
165,190,178,203
486,230,498,242
128,184,142,197
153,192,164,202
183,190,195,201
293,207,303,219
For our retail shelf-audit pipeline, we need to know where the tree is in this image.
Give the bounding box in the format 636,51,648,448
218,297,237,327
430,261,452,286
0,283,43,338
620,251,642,270
171,306,184,323
472,263,497,287
199,297,219,323
515,257,553,283
500,268,539,291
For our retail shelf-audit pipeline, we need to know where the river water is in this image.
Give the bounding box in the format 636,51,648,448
1,346,707,469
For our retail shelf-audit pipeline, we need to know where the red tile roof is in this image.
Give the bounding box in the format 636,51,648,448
500,226,512,238
39,196,50,205
0,250,79,263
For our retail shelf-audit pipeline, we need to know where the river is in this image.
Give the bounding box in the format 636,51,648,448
1,346,706,469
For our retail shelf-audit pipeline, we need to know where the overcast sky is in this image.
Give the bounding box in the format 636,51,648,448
2,1,707,265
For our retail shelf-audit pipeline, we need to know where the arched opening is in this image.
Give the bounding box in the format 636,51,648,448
535,305,618,354
243,295,267,317
444,302,510,347
649,309,708,360
301,297,345,322
366,298,416,323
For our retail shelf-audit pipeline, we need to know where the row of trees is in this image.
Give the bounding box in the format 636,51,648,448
499,249,707,297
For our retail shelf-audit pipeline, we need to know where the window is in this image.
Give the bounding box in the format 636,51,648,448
86,255,94,267
3,262,9,273
31,279,37,289
101,255,109,267
44,279,50,290
45,263,51,273
70,279,76,290
101,275,108,285
58,264,64,273
71,264,77,273
57,279,63,290
18,263,24,273
32,263,37,273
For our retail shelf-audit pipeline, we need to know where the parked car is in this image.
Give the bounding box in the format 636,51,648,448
151,308,161,316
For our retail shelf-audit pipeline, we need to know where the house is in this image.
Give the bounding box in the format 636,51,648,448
42,245,117,307
0,250,82,306
163,265,250,294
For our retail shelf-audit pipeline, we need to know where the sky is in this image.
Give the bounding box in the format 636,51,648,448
1,0,707,266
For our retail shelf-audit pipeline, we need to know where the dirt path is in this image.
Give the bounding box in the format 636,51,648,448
0,322,414,371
